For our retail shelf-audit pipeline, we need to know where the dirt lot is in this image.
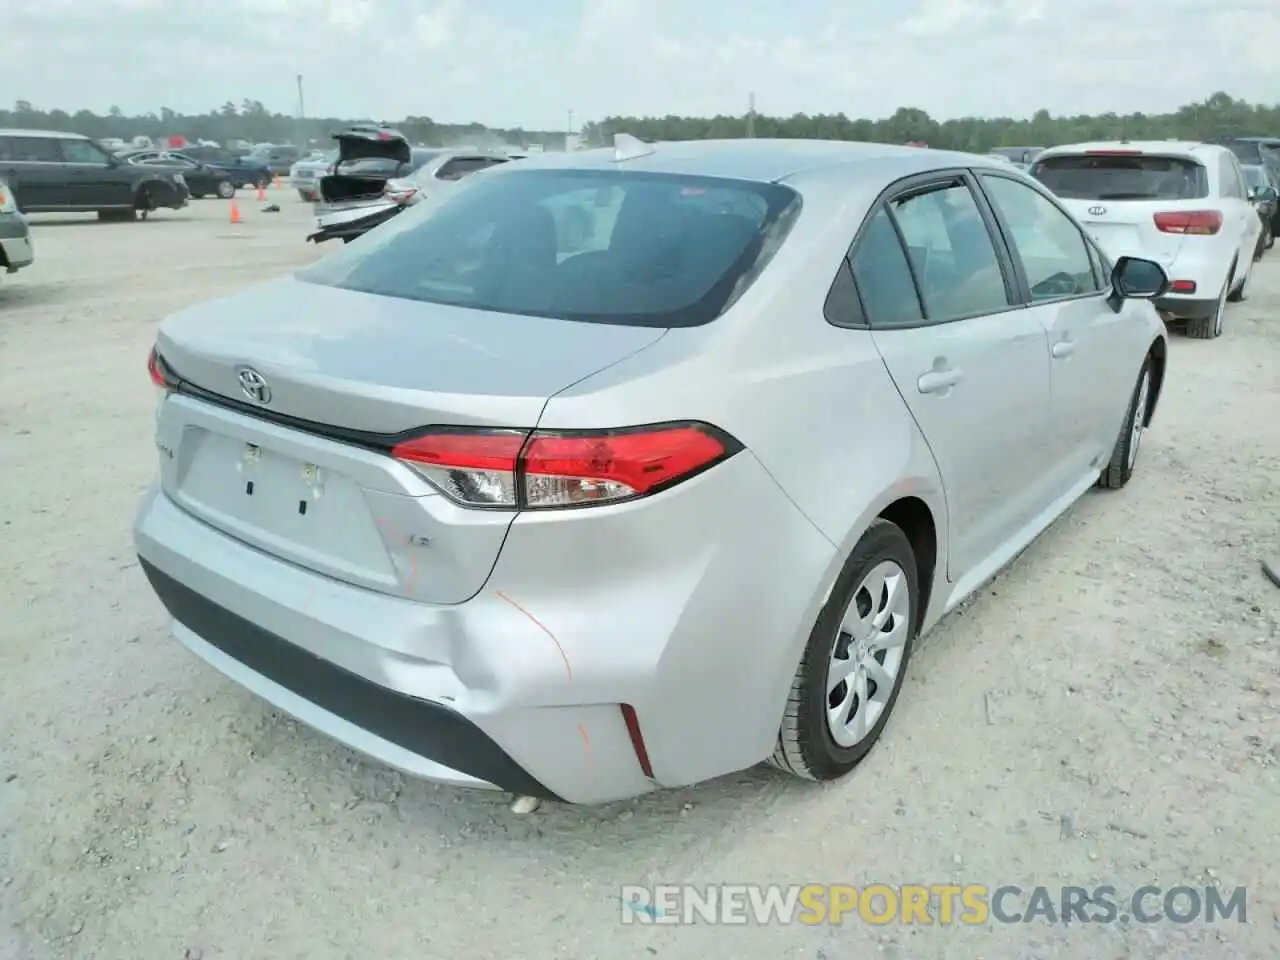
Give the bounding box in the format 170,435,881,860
1,196,1277,960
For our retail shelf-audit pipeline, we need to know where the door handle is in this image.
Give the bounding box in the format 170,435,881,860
1051,340,1076,358
917,367,962,394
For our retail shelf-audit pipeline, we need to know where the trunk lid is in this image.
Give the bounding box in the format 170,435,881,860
320,127,412,203
1057,197,1191,267
153,277,665,603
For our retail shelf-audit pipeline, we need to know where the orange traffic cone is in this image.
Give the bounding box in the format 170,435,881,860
273,174,283,189
255,184,267,201
229,200,242,224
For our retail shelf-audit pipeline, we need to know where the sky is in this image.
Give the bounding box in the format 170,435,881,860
2,0,1277,130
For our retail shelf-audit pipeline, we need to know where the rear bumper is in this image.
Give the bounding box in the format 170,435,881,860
0,216,33,271
139,556,560,799
133,441,836,804
1155,295,1217,321
307,203,403,243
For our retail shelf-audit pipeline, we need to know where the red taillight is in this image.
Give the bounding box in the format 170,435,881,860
1153,211,1222,235
147,346,168,387
1169,280,1197,294
389,422,739,510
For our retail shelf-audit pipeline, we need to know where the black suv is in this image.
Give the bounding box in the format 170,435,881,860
1206,136,1280,177
0,129,189,220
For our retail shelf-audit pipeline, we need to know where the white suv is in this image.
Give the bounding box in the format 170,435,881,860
1030,141,1261,339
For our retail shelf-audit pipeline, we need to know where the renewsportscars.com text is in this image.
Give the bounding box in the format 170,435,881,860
618,883,1247,925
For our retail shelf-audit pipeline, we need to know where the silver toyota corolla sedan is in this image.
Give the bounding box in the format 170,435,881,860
135,136,1171,805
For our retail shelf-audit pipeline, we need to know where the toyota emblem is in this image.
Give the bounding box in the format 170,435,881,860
1088,205,1107,216
237,367,271,404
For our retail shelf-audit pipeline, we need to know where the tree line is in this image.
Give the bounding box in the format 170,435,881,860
2,91,1276,154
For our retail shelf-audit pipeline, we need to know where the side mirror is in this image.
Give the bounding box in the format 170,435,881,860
1109,255,1168,310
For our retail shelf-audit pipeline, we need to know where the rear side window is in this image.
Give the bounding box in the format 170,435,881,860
0,136,61,162
297,169,801,328
1031,154,1208,201
436,157,505,180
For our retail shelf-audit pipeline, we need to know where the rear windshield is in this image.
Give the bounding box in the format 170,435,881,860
1219,141,1262,164
1243,166,1267,188
1030,154,1208,201
297,168,801,328
336,157,404,176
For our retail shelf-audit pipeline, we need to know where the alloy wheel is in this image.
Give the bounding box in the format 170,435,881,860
826,560,910,747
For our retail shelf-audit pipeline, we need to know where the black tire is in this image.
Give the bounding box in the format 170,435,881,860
1098,356,1153,490
769,519,919,781
1265,225,1274,251
190,192,205,200
215,179,235,200
1186,267,1230,339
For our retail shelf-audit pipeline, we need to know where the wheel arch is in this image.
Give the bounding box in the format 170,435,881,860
877,496,939,637
1145,335,1168,426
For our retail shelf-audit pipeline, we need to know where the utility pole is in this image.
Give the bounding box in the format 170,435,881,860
567,109,574,151
296,74,305,147
746,92,755,139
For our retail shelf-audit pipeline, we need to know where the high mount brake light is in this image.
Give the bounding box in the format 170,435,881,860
390,423,741,510
1153,210,1222,235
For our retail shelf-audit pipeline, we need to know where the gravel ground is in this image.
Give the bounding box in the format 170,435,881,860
1,196,1277,960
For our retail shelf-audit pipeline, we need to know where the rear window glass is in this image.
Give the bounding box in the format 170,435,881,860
1030,154,1208,201
337,157,403,176
297,169,801,328
1243,166,1267,188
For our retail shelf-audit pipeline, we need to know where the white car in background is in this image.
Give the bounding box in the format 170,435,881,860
289,150,338,201
1030,141,1261,339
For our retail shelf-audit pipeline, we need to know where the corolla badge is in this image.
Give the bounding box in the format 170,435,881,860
237,367,272,404
1088,205,1107,216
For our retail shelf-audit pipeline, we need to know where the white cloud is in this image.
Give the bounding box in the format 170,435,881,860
0,0,1276,129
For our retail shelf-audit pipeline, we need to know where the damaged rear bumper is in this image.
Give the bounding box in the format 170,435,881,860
307,199,404,244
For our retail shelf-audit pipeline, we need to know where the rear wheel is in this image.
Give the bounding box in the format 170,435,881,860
1265,225,1275,252
1098,357,1152,490
215,179,236,199
1186,267,1230,339
770,520,918,781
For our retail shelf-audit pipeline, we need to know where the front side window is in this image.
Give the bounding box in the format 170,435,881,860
980,175,1101,299
889,182,1010,321
1031,154,1208,201
60,139,109,164
297,169,801,328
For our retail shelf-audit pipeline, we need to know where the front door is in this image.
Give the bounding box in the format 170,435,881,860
57,137,132,208
851,176,1054,583
975,172,1143,492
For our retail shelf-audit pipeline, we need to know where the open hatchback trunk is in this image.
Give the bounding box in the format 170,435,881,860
148,277,667,605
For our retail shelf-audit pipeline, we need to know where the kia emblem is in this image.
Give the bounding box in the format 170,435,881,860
1088,205,1107,216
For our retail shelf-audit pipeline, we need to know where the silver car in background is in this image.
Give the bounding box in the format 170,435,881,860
289,150,338,201
136,137,1170,805
0,177,34,279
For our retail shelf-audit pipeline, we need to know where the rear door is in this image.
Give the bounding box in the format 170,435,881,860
976,171,1142,494
1030,149,1208,269
855,172,1054,581
0,135,70,210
